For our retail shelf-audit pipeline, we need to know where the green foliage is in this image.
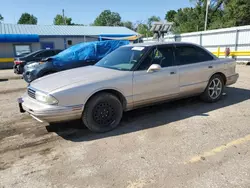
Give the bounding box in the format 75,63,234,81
147,16,161,28
0,14,3,22
93,10,122,26
165,10,177,22
136,23,150,37
223,0,250,27
166,0,250,33
122,21,134,30
136,16,161,37
92,10,161,36
53,14,73,25
18,13,37,24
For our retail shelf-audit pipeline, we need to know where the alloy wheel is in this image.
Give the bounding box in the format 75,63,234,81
208,78,222,99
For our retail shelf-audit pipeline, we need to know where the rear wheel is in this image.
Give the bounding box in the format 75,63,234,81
201,74,224,103
82,92,123,133
17,65,24,74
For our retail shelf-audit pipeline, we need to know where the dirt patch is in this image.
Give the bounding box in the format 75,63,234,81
0,162,12,171
0,135,58,155
0,120,47,141
0,128,19,141
38,148,52,156
0,87,26,95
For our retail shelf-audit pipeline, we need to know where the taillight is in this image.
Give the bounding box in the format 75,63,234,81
14,60,24,65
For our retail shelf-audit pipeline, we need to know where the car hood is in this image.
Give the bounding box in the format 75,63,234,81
30,66,127,93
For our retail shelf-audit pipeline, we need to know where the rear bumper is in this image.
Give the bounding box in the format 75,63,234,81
19,94,83,123
226,73,239,86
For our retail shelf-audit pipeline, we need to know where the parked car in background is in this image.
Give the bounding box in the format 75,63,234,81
13,49,62,74
15,51,31,57
18,42,239,133
23,40,129,83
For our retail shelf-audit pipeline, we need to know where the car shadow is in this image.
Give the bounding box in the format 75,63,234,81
46,87,250,142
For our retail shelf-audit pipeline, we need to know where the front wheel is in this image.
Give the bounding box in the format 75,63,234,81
82,92,123,133
201,74,224,103
23,72,33,83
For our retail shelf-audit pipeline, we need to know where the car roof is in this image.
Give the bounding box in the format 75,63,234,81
23,49,62,57
124,41,199,47
43,49,62,51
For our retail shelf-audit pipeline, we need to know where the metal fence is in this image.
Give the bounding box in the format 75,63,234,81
143,25,250,61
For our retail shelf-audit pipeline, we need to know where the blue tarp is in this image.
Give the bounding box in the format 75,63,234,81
52,40,129,67
0,34,39,43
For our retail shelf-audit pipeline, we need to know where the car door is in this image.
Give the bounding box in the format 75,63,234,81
132,45,179,107
175,44,215,96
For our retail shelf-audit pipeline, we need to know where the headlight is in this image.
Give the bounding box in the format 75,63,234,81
35,91,58,105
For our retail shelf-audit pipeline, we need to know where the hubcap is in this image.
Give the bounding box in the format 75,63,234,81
208,78,222,99
92,102,115,126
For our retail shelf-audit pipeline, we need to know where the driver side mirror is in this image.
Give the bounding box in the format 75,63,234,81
147,64,162,73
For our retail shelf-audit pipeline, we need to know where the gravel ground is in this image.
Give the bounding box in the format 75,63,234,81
0,69,22,80
0,65,250,188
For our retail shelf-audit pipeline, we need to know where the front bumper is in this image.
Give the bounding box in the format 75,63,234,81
226,73,239,86
19,94,83,123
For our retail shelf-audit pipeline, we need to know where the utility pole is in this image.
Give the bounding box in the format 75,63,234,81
62,9,66,25
204,0,210,31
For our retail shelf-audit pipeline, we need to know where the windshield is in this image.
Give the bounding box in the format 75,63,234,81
22,50,43,58
95,46,147,71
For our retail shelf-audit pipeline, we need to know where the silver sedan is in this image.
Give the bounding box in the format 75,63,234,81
18,42,239,132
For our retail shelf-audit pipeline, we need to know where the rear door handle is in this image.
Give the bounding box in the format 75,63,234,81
170,71,176,75
208,65,213,68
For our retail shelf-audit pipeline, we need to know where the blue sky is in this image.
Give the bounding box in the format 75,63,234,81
0,0,192,25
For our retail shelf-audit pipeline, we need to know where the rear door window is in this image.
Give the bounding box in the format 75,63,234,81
176,45,214,65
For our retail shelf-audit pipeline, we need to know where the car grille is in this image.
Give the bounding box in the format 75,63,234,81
28,88,36,99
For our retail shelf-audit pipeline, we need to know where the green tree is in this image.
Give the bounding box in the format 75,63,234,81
223,0,250,27
165,0,228,33
165,10,177,22
53,14,74,25
147,16,161,28
18,13,37,24
136,23,150,37
122,21,134,30
93,10,122,26
172,8,202,33
0,14,3,22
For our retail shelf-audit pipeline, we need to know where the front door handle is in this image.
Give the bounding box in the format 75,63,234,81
208,65,213,69
170,71,176,75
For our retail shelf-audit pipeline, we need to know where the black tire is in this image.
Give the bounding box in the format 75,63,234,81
14,65,21,74
17,65,24,74
23,72,32,83
82,92,123,133
201,74,224,103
